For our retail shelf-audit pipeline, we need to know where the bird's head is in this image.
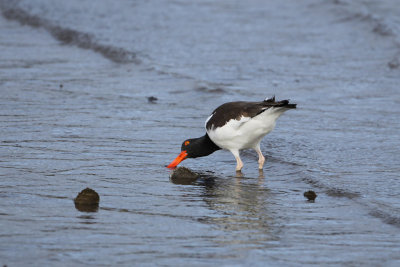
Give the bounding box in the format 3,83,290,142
167,135,219,169
167,139,195,169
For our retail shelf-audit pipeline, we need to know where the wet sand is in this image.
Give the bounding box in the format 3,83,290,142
1,0,400,266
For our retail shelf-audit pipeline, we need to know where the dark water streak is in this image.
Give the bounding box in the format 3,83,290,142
0,1,140,64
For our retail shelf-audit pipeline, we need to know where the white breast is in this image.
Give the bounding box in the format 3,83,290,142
206,107,288,150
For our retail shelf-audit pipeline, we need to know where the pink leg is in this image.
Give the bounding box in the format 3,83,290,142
255,145,265,170
231,150,243,171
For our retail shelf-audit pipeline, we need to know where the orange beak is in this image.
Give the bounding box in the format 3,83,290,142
167,151,188,169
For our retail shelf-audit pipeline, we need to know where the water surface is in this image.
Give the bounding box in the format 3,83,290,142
1,0,400,265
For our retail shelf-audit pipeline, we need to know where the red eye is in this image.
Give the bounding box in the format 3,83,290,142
184,141,190,146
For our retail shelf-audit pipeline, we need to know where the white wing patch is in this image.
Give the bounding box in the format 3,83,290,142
225,115,251,130
206,114,251,131
204,112,215,129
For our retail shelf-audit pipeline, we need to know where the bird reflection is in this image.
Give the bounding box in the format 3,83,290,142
235,169,265,184
235,170,244,178
172,169,278,245
258,169,265,183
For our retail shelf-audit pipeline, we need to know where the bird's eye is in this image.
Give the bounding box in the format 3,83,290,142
184,141,190,146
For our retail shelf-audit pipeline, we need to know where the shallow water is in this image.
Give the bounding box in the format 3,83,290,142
1,0,400,266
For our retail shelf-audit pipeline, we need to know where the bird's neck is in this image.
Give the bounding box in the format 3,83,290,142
190,134,221,158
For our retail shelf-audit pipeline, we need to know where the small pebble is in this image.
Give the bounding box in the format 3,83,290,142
388,58,399,69
147,96,158,103
304,190,317,201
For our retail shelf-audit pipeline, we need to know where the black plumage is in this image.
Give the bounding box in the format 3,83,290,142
206,97,296,130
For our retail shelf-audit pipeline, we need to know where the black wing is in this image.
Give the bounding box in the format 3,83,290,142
205,97,296,130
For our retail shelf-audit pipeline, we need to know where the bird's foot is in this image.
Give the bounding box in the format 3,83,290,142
235,157,243,172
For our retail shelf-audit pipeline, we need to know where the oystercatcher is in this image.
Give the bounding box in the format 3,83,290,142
167,96,296,171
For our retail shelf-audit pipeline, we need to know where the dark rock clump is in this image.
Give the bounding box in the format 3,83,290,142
74,188,100,212
147,96,158,103
304,190,317,201
170,167,199,185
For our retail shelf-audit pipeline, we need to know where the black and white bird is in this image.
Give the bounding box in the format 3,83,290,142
167,96,296,171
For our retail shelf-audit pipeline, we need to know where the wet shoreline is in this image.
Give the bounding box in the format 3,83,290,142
1,0,400,266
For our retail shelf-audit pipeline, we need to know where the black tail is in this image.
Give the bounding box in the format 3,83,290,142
264,95,276,103
264,96,297,109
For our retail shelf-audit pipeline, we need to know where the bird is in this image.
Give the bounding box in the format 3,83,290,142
167,96,296,171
